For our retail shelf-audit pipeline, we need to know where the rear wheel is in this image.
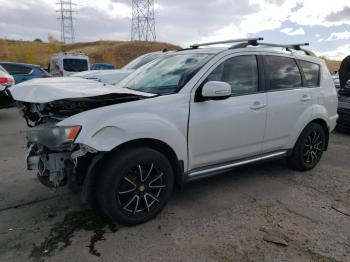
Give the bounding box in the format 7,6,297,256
96,148,174,225
288,123,326,171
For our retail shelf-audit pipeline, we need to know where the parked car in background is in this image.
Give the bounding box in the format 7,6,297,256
73,51,172,85
9,38,338,225
337,80,350,129
332,72,340,90
49,52,89,77
0,65,15,108
91,63,115,70
0,62,50,84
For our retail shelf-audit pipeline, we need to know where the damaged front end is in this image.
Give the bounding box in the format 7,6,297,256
8,77,156,190
18,93,145,190
26,124,83,188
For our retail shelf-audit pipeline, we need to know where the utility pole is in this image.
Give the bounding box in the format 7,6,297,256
131,0,156,41
57,0,76,44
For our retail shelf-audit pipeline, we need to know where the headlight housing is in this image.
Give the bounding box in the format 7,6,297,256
26,125,81,148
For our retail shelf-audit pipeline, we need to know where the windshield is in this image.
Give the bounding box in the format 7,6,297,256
63,59,88,72
118,54,212,95
123,53,162,70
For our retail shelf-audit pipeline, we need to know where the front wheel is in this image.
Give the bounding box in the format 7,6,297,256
96,148,174,225
288,123,326,171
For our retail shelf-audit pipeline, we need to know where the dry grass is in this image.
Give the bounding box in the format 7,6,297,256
320,57,341,73
0,39,181,68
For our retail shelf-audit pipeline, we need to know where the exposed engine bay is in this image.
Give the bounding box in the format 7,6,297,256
19,93,143,126
18,93,146,189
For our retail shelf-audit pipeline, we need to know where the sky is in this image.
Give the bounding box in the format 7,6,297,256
0,0,350,60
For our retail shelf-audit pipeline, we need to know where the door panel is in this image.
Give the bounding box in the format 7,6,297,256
262,55,311,152
188,55,267,170
263,89,311,152
189,94,267,169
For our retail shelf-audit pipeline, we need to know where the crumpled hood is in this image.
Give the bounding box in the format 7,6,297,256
72,69,134,85
9,77,155,103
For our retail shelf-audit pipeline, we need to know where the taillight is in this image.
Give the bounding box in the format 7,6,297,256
0,77,13,85
59,70,64,77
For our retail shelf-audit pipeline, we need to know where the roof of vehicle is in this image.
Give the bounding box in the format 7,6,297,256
0,62,41,68
52,52,89,58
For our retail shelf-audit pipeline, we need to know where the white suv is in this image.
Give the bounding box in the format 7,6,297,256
10,38,338,225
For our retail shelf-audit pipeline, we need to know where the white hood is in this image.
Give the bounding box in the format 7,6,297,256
72,69,134,85
9,77,155,103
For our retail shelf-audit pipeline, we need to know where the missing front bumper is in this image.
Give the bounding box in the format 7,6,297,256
26,144,73,187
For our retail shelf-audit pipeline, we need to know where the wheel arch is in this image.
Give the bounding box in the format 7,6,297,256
291,118,330,151
309,118,329,150
109,138,185,185
81,138,185,208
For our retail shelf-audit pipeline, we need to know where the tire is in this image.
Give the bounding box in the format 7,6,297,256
287,123,326,171
96,147,174,225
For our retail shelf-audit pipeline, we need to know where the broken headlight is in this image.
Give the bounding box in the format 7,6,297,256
26,125,81,148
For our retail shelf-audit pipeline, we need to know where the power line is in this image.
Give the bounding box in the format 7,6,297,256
131,0,156,41
57,0,76,44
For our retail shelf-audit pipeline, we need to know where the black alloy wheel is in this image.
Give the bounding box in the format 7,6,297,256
97,147,174,225
302,130,324,166
288,123,326,171
117,163,166,215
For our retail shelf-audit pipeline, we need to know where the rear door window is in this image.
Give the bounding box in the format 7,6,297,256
264,56,302,90
63,59,88,72
299,60,320,87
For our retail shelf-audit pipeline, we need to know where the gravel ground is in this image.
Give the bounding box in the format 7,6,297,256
0,108,349,262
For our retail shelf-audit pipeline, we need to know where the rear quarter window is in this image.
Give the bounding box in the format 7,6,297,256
299,60,320,87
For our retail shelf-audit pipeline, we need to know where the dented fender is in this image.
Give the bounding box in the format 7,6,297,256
57,94,190,170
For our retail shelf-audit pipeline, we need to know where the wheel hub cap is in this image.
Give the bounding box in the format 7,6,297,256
139,185,145,192
117,163,166,216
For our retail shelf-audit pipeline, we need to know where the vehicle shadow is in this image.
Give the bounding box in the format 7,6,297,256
183,158,286,185
335,126,350,135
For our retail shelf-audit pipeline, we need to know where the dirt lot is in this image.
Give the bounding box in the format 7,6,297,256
0,108,350,262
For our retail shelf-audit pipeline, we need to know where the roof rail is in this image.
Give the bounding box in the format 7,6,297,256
189,37,264,49
230,41,315,56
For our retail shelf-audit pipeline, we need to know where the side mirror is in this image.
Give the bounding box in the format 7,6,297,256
201,81,231,100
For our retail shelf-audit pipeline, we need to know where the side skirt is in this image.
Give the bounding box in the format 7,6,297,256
184,150,288,182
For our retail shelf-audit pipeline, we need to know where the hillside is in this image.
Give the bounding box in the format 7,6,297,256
0,39,181,68
0,39,342,71
321,57,342,73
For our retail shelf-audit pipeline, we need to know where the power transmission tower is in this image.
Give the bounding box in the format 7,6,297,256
57,0,76,44
131,0,156,41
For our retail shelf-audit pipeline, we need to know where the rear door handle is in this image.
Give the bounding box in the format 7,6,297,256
250,101,266,110
301,94,311,102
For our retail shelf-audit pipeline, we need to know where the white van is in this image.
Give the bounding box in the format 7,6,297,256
49,52,89,77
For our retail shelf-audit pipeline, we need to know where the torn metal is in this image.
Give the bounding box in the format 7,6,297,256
16,90,150,189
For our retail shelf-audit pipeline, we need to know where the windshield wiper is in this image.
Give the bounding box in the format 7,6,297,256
122,86,160,95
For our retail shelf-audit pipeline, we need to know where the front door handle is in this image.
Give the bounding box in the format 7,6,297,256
250,101,266,110
301,94,311,102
